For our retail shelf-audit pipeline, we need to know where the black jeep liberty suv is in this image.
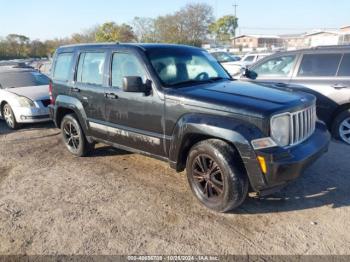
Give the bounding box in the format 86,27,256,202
49,43,330,212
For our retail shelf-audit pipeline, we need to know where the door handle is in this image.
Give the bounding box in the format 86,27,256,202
70,87,80,93
332,84,348,90
105,93,118,99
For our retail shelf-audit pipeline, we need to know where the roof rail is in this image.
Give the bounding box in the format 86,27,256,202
313,45,350,49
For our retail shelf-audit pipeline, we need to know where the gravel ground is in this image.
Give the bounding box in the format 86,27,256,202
0,120,349,255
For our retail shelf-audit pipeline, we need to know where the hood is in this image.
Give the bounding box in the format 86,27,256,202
7,85,49,101
167,80,315,118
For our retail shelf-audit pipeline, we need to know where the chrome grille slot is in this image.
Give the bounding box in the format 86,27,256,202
290,105,316,146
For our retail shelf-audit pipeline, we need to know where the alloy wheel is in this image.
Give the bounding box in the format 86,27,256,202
339,117,350,145
3,105,14,128
63,121,80,152
192,154,224,200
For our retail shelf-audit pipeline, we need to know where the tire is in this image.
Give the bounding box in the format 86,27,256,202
60,114,94,157
2,103,20,130
186,139,249,213
332,109,350,145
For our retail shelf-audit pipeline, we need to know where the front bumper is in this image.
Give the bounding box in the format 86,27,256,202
246,121,330,195
12,106,50,123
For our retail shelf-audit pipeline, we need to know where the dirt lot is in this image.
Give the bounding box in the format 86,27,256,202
0,120,349,255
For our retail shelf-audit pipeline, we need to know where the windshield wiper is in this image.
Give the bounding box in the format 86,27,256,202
168,77,231,88
207,77,231,82
168,79,208,87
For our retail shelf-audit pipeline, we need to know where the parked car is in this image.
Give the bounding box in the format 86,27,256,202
239,52,272,68
210,51,242,76
242,45,350,145
38,61,52,76
49,43,330,212
0,67,51,129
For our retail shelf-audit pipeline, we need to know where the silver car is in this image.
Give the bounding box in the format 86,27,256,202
0,67,51,129
243,45,350,145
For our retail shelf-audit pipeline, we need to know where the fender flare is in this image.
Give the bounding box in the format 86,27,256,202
53,95,89,132
168,113,267,189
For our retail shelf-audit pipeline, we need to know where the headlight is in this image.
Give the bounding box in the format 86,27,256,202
17,96,35,108
271,114,290,147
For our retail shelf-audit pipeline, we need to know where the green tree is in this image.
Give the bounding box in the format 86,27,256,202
95,22,136,42
132,17,156,43
152,3,214,46
29,40,47,58
209,15,238,43
6,34,30,58
71,26,99,43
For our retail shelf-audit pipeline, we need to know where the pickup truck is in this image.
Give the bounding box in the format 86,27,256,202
49,43,330,212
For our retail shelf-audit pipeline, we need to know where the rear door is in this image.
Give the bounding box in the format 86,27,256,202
72,51,108,138
289,51,347,125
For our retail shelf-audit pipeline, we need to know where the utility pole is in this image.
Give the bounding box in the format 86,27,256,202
233,2,238,48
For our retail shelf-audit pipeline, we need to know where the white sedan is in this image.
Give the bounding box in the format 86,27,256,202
0,67,51,129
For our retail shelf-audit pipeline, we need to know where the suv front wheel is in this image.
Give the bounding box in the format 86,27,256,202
186,139,249,212
332,109,350,145
61,114,94,156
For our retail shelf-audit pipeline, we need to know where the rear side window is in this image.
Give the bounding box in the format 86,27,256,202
337,54,350,77
53,53,73,81
298,53,342,77
77,52,105,85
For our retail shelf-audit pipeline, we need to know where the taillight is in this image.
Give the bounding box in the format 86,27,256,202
49,81,55,105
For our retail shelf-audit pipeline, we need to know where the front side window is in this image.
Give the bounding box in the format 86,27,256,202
337,54,350,77
53,53,73,81
111,53,147,88
147,48,230,87
253,55,296,77
77,52,105,85
297,53,342,77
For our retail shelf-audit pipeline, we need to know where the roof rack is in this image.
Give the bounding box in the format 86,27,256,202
313,45,350,49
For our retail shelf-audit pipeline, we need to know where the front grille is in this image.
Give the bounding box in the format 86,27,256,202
290,105,317,146
41,99,51,107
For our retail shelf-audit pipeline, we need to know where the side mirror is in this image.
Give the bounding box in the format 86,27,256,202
242,68,258,80
122,76,150,93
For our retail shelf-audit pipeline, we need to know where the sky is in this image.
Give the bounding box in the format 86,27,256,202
0,0,349,40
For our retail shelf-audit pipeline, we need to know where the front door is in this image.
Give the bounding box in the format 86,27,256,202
103,50,165,157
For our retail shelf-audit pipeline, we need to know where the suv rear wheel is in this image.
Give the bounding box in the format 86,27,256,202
186,139,248,212
61,114,94,156
332,109,350,145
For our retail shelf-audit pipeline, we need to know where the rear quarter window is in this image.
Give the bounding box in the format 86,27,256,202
53,53,74,81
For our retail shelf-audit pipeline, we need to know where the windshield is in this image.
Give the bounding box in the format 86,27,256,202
0,71,49,88
147,48,230,87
